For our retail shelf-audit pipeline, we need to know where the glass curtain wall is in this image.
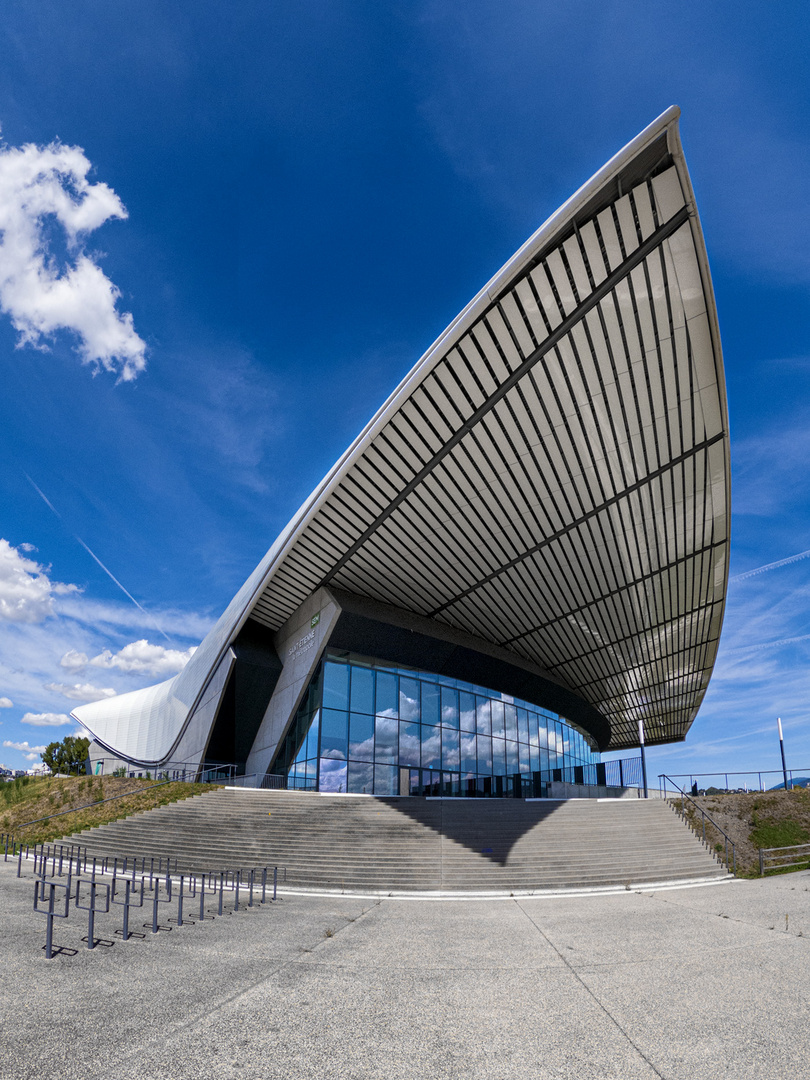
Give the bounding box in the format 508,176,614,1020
270,650,601,796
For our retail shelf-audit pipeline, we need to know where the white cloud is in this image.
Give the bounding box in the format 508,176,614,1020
0,132,146,379
59,649,89,670
0,538,80,624
44,682,116,702
0,697,12,708
21,712,72,727
86,639,197,677
3,739,46,753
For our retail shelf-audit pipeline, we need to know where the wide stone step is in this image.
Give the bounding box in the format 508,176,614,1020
58,789,728,892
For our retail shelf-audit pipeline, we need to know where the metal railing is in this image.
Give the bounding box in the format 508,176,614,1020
658,767,810,795
84,758,238,784
759,843,810,876
2,832,285,960
659,774,737,874
231,759,645,796
229,773,287,790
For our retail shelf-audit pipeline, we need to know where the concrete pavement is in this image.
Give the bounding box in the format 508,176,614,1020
2,859,809,1079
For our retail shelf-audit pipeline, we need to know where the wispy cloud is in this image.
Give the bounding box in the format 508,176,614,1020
55,595,213,639
3,739,46,754
0,131,146,379
44,682,116,703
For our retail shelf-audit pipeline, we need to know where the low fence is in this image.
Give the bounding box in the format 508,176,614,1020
759,843,810,876
2,832,284,960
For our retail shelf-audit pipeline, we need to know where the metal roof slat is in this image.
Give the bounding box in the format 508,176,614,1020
578,219,608,287
528,262,564,329
498,291,536,358
614,194,640,256
545,248,579,317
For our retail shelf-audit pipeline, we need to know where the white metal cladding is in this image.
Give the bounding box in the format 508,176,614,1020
73,106,729,760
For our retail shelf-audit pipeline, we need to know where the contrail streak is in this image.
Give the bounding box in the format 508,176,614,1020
725,632,810,656
731,548,810,582
23,473,170,641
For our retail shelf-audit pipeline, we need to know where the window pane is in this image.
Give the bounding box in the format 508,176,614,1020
399,722,421,767
375,671,398,717
441,686,459,728
476,735,492,773
505,740,519,770
492,738,506,775
504,704,517,741
460,731,477,773
375,715,398,764
400,677,421,721
322,662,349,711
517,708,529,743
319,758,347,793
348,760,374,794
350,667,374,714
305,710,320,759
528,713,539,748
349,713,374,759
421,725,441,768
491,701,505,738
442,727,459,770
459,692,476,732
476,697,491,735
420,681,439,725
374,764,398,796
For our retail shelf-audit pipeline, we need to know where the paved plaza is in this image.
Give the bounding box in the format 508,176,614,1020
2,860,809,1079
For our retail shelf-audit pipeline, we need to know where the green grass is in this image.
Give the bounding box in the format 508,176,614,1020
1,776,221,846
750,819,810,850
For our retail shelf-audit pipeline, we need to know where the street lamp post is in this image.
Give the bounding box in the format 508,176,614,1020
778,717,790,791
638,719,648,798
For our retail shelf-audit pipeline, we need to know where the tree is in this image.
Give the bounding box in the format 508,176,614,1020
41,735,90,776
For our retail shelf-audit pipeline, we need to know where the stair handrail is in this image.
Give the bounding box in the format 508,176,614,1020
660,774,737,875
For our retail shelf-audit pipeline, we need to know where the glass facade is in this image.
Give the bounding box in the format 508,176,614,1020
269,650,601,797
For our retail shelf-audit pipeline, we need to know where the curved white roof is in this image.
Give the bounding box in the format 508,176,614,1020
74,106,729,760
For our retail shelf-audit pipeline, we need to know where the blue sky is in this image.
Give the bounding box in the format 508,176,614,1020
0,1,809,785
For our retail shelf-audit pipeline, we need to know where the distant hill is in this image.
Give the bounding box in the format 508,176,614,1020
769,777,810,790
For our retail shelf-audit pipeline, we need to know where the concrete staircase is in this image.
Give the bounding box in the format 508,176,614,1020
60,789,729,893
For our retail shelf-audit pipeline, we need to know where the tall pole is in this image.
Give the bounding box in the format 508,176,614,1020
638,719,648,799
778,717,790,791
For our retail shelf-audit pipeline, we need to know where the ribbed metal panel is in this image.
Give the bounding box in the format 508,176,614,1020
249,149,729,752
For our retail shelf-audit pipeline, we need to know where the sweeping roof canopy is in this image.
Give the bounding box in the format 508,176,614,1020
74,106,729,760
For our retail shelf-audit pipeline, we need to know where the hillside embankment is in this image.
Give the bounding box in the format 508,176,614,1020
0,775,220,846
672,787,810,876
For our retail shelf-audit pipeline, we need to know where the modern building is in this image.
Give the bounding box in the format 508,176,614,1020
73,106,730,797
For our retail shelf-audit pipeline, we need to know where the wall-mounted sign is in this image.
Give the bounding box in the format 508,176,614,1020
311,612,321,628
287,627,317,663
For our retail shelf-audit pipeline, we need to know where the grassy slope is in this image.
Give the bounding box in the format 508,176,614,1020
0,775,221,847
673,788,810,876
